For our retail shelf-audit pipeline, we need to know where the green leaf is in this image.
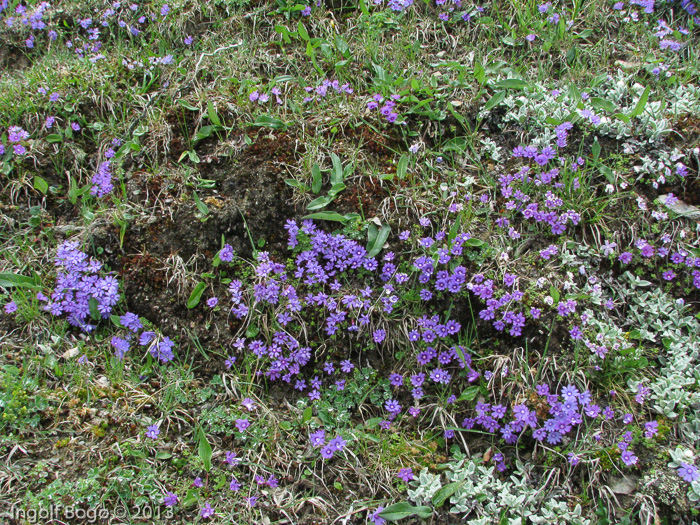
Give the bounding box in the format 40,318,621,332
327,182,346,197
193,191,209,215
493,79,528,90
590,97,616,113
297,21,310,41
330,153,344,185
630,85,651,117
45,133,63,143
432,481,466,508
187,282,206,309
464,238,485,247
194,125,215,142
549,286,560,305
251,115,287,130
334,35,349,57
178,99,199,111
303,211,358,223
367,224,390,258
207,101,222,127
284,179,309,191
396,154,409,179
483,91,506,112
614,113,630,123
302,406,313,423
378,502,432,521
198,429,212,472
155,452,172,460
0,272,39,289
33,176,48,195
448,215,461,246
311,163,322,194
306,195,332,211
592,138,601,162
458,385,480,402
88,297,101,321
473,62,485,84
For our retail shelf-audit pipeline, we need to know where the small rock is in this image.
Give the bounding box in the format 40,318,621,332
610,474,638,495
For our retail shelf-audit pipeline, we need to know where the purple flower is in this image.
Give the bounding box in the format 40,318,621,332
200,502,214,519
219,244,234,262
120,312,142,332
229,476,241,491
310,429,326,447
235,418,250,432
677,463,700,483
71,122,81,132
163,491,178,507
397,467,415,482
145,424,160,439
184,35,194,45
389,373,403,387
644,420,658,438
621,450,637,466
329,435,346,451
618,252,633,264
371,507,387,525
321,444,335,459
193,476,204,487
4,301,17,314
161,4,170,16
373,329,386,344
385,399,401,414
206,296,218,308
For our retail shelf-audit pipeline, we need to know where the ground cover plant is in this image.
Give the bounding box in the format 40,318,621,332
1,0,700,523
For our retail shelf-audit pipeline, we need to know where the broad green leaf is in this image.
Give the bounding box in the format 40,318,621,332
464,238,485,247
493,79,528,90
396,154,408,179
155,452,172,460
590,97,616,113
194,125,215,142
303,211,358,223
207,101,222,127
285,178,309,191
473,62,485,84
178,99,199,111
378,502,432,521
330,153,343,185
458,385,480,402
0,272,39,289
448,214,461,246
592,139,601,162
88,297,101,321
33,176,48,194
302,406,313,423
630,85,651,117
45,133,63,143
251,115,287,130
367,224,390,258
311,163,322,194
198,429,212,472
327,182,346,197
614,113,630,123
193,191,209,215
334,35,349,57
433,481,466,508
187,282,207,309
549,286,560,304
483,91,505,112
306,195,332,211
297,21,310,41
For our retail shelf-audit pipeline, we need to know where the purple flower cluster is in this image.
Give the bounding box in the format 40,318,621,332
43,241,120,331
91,140,121,197
309,429,346,459
366,94,402,124
302,79,353,103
